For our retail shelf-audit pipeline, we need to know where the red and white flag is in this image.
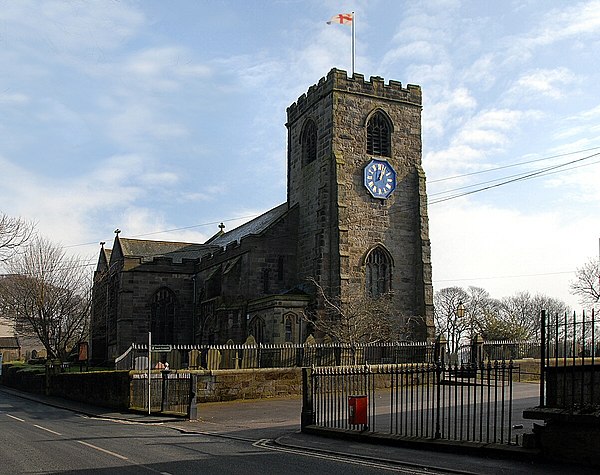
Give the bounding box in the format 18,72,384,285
327,13,353,25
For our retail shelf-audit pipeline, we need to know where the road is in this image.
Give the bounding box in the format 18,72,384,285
0,390,467,474
0,387,588,474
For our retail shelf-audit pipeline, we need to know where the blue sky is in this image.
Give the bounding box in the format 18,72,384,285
1,0,599,308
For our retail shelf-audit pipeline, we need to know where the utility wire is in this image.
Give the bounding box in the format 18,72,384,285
428,145,600,184
429,151,600,205
62,146,600,250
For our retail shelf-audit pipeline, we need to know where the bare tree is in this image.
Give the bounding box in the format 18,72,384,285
484,292,570,341
570,257,600,307
0,212,35,263
0,237,90,360
433,286,469,355
302,279,413,348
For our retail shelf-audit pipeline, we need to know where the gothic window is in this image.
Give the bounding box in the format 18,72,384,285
301,119,317,164
365,247,392,297
366,111,392,157
249,316,265,344
284,313,296,343
150,287,175,344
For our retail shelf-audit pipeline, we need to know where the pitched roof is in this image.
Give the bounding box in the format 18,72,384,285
118,238,218,263
207,203,288,247
0,336,19,348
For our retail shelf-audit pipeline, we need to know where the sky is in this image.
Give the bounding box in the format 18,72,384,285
1,0,599,309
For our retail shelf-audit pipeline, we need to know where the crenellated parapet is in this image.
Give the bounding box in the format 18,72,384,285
287,68,421,125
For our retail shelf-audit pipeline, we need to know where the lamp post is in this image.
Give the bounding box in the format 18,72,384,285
456,301,465,364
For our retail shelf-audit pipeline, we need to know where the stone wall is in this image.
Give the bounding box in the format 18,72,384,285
49,371,132,410
194,368,302,402
286,68,434,339
545,364,600,407
118,260,197,354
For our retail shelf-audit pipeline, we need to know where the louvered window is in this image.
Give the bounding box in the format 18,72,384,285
367,112,391,157
301,119,317,164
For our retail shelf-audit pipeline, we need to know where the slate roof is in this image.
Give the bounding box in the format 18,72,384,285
0,337,19,348
118,238,218,263
207,203,288,247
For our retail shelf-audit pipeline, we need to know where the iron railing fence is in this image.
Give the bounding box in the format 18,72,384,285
115,341,437,371
541,309,599,409
130,371,192,415
304,361,516,445
483,340,541,361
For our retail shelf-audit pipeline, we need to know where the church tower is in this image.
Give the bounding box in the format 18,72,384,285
286,69,434,339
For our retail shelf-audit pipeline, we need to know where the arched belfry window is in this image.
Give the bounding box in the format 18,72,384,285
150,287,175,344
365,246,393,297
366,111,392,157
301,119,317,164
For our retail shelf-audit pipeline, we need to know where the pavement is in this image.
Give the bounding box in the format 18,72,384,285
0,386,590,474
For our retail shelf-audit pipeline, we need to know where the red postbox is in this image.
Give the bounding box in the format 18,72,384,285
348,395,368,425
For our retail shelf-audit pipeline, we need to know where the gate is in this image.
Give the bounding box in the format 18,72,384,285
302,360,516,445
130,371,193,416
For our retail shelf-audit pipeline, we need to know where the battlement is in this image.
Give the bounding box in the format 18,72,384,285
287,68,421,124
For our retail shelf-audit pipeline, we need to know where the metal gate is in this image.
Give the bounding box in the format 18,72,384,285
302,360,516,445
130,371,193,416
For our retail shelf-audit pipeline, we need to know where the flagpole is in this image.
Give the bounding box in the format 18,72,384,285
351,11,355,75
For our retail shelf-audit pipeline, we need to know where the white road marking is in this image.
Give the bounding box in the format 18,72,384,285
252,439,453,474
33,424,62,436
5,414,25,422
77,440,129,460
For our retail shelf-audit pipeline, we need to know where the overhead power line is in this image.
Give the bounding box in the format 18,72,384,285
62,145,600,250
429,150,600,205
428,145,600,184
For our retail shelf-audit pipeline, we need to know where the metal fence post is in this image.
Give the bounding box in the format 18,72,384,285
435,360,441,439
301,367,315,429
540,310,546,407
188,373,197,421
161,369,169,413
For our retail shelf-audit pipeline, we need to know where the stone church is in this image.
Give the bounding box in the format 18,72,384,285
90,68,434,363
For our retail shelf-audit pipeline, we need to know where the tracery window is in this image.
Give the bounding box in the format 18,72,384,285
366,111,392,157
365,247,392,297
301,119,318,164
150,287,175,344
249,316,265,344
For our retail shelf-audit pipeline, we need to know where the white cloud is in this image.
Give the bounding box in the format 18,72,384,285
106,103,188,147
506,1,600,62
0,0,145,55
125,47,211,91
425,108,538,175
382,40,443,65
0,92,29,104
461,54,498,90
430,199,593,309
422,86,477,138
508,67,578,100
533,1,600,46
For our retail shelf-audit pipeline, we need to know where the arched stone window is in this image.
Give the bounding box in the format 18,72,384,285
365,246,393,297
284,313,296,343
150,287,175,344
249,316,265,344
366,111,392,157
301,119,317,164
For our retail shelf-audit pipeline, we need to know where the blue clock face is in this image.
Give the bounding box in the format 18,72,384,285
364,159,396,199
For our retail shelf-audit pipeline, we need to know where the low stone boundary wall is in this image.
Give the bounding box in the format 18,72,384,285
194,368,302,402
49,371,131,410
